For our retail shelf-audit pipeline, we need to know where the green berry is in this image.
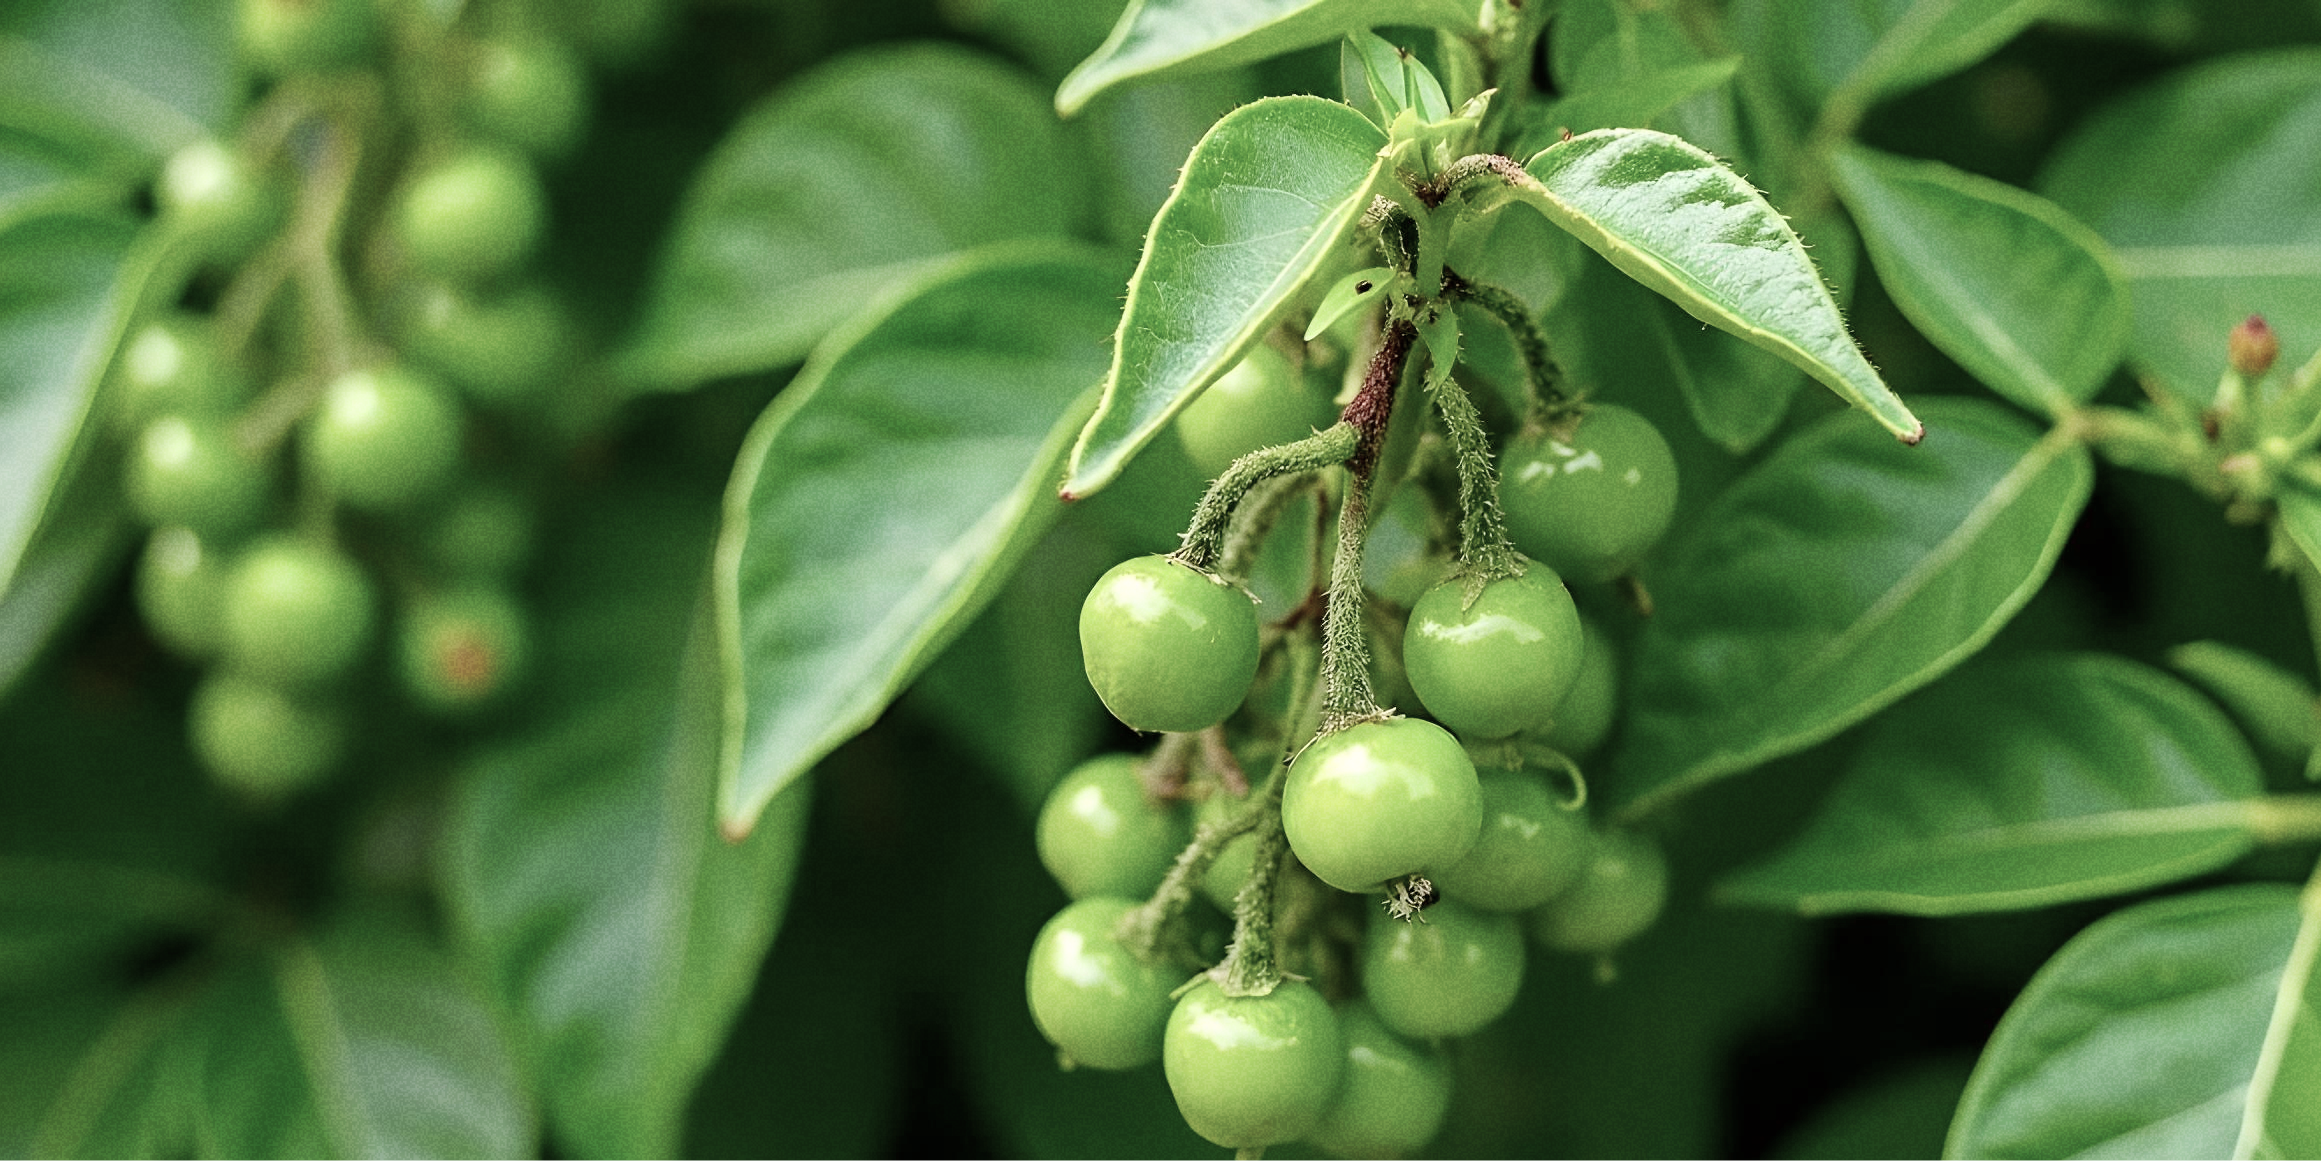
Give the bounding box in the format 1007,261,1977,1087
464,37,590,158
1528,829,1670,954
1079,555,1260,734
1307,1001,1452,1159
426,482,535,580
397,280,566,404
397,587,528,713
1363,899,1527,1039
238,0,378,76
113,314,252,426
1196,790,1262,913
392,146,548,283
1282,717,1481,893
221,537,376,685
136,527,234,659
1163,977,1342,1149
1173,345,1335,478
1500,403,1679,583
1037,753,1190,901
1024,897,1181,1070
303,365,464,510
157,140,282,261
1402,562,1583,740
1542,616,1619,757
191,671,347,796
1428,769,1591,912
127,415,269,538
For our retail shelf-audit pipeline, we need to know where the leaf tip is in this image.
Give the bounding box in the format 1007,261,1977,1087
719,813,756,843
1898,420,1927,446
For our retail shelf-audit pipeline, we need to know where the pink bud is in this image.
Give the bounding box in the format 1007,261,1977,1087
2231,315,2279,378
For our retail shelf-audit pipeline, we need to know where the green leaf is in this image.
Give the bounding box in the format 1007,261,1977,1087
1524,58,1741,145
443,480,812,1159
2169,641,2320,766
1832,144,2129,418
1340,30,1450,128
0,208,144,601
1501,128,1922,443
2040,49,2321,407
200,920,534,1159
1063,95,1386,496
619,43,1079,390
1945,883,2321,1160
1305,265,1399,341
1722,653,2266,916
0,0,237,170
30,981,206,1159
1614,397,2092,817
717,245,1117,834
0,442,127,700
1733,0,2052,120
1056,0,1478,116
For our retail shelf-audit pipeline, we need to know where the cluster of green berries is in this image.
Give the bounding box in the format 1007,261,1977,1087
118,0,619,798
1035,341,1681,1153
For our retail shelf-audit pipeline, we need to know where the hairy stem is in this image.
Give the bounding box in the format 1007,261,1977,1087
1174,424,1360,572
1216,472,1312,582
1420,330,1523,591
1319,320,1417,732
1443,268,1571,421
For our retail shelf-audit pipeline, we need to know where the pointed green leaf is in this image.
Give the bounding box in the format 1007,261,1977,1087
1946,884,2318,1160
1722,653,2266,916
2279,489,2321,581
1833,144,2129,417
0,208,147,601
29,982,205,1159
619,43,1078,390
719,246,1119,832
2170,641,2321,766
1056,0,1478,116
443,480,812,1159
1305,265,1398,340
2040,49,2321,407
1504,128,1922,442
0,446,125,700
1615,397,2091,817
1063,95,1387,496
1341,31,1449,127
200,921,534,1160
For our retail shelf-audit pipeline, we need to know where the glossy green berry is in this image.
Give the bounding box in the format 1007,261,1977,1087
221,538,376,685
1500,404,1679,583
1037,753,1190,901
1428,769,1591,913
1307,1001,1452,1159
1528,830,1670,954
1174,345,1335,478
136,527,233,659
1542,616,1619,757
1403,562,1583,740
1282,717,1481,893
397,281,566,404
303,365,464,510
393,146,547,283
1079,556,1260,733
426,482,535,579
238,0,378,76
1364,899,1527,1039
190,671,346,796
114,314,253,426
1025,897,1181,1070
465,37,590,158
1193,791,1261,912
157,140,282,261
398,587,528,713
1164,978,1342,1149
127,415,269,538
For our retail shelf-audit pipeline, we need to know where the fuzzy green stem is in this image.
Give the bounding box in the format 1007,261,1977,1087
1220,793,1292,996
1445,269,1570,420
1216,472,1313,582
1422,342,1523,590
1362,195,1417,276
1319,322,1417,732
1175,424,1359,572
1116,796,1265,963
